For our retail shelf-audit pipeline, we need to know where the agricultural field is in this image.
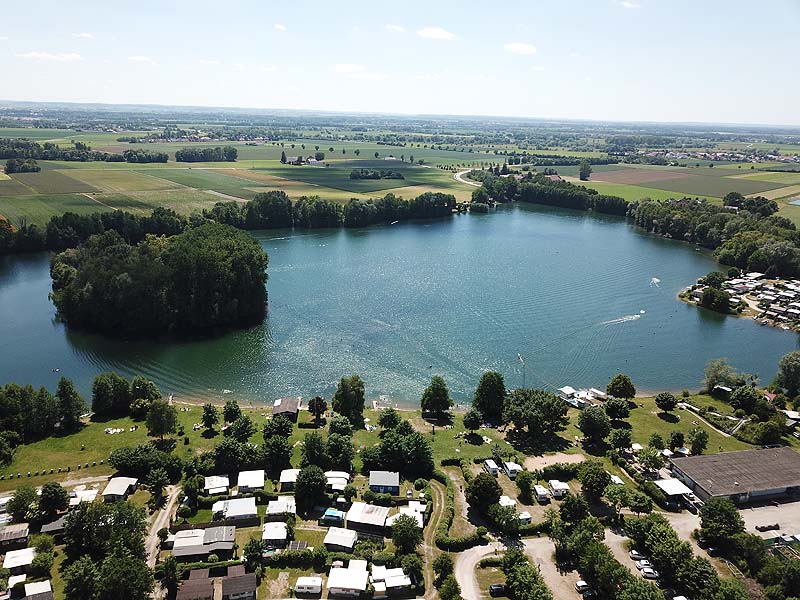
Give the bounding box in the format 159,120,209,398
566,179,701,202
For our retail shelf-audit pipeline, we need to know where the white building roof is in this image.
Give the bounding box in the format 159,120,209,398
2,548,35,570
262,522,288,541
327,567,368,592
347,502,389,527
296,576,323,587
325,471,351,481
279,468,300,484
172,529,205,549
204,475,230,492
324,526,358,548
385,573,412,589
609,475,624,485
24,581,52,596
548,479,570,491
267,496,296,516
631,443,644,452
212,496,257,519
386,507,423,528
655,478,693,496
237,470,265,489
504,462,523,472
558,386,577,396
499,495,516,508
69,488,98,506
102,476,137,497
369,471,400,488
7,574,26,589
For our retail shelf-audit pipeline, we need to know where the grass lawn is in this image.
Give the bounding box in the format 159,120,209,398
475,563,505,599
0,193,112,225
566,179,705,202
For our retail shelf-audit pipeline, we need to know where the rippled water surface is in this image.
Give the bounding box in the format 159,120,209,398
1,204,797,405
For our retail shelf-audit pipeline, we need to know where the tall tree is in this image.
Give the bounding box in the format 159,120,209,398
308,396,327,427
421,375,452,417
391,513,423,554
578,159,592,181
466,473,502,512
578,406,611,443
39,481,69,520
56,377,84,431
689,427,709,455
63,555,100,600
473,371,506,421
463,407,483,433
201,403,219,430
654,392,678,413
604,397,631,420
91,372,131,417
502,388,569,437
332,374,366,427
777,350,800,395
606,374,636,399
97,549,154,600
223,399,241,423
301,431,329,469
294,466,327,515
145,399,178,441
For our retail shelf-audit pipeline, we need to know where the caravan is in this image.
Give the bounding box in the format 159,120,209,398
483,459,499,477
533,485,551,503
295,576,323,595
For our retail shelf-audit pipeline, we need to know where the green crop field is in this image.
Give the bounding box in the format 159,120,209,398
567,179,703,201
65,169,184,192
636,172,785,197
11,170,99,195
0,194,111,224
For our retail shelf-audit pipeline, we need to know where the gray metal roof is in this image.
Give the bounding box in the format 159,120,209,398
369,470,400,487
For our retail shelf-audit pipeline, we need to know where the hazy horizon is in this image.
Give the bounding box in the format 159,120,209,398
1,0,798,126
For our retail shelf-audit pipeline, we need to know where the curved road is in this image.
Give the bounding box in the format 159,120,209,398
454,170,481,187
454,541,503,600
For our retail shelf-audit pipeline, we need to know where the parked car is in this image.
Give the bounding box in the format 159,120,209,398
489,583,507,597
575,580,591,593
629,549,646,561
706,546,720,556
642,567,660,580
635,560,653,570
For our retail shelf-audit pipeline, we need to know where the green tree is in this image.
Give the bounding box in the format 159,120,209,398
223,399,241,423
609,428,631,451
161,555,178,596
638,446,665,472
201,403,219,430
8,485,37,522
704,358,740,391
473,371,506,420
63,555,100,600
328,415,353,437
226,414,256,443
777,351,800,395
308,396,327,427
627,490,653,515
97,549,153,600
689,427,709,455
145,399,177,441
578,405,611,443
578,159,592,181
604,397,631,420
263,414,294,439
91,372,131,416
378,407,401,430
39,481,69,520
56,377,84,431
713,579,750,600
332,374,366,427
604,484,629,520
432,553,454,587
466,472,502,512
648,432,665,450
326,433,354,470
391,513,423,554
578,461,611,502
616,578,663,600
463,407,483,432
655,391,678,413
262,435,291,472
669,430,685,450
607,373,636,399
301,431,330,469
421,375,452,417
439,575,461,600
502,388,569,436
295,466,327,515
700,497,744,543
701,287,731,312
280,150,287,164
675,557,720,599
146,467,169,499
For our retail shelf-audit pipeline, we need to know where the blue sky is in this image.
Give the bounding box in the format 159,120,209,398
1,0,797,125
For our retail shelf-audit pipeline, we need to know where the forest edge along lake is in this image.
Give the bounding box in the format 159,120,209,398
0,203,797,406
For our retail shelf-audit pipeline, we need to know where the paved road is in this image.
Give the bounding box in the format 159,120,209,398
145,485,180,567
454,542,503,600
604,529,639,577
454,170,481,187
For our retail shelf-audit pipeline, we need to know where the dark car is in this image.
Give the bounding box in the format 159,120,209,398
489,583,507,597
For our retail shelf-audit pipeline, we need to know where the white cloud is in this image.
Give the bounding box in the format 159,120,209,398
274,23,287,31
532,65,546,72
350,71,387,81
16,51,83,62
198,59,221,66
385,24,405,33
416,73,441,81
618,0,641,8
0,36,10,41
128,55,158,66
504,42,537,56
417,26,455,40
73,32,95,39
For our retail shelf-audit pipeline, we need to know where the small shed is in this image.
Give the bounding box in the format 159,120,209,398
101,477,138,502
369,471,400,495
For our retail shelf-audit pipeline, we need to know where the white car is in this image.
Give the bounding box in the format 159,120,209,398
635,559,653,570
575,581,590,593
641,567,660,580
629,549,646,561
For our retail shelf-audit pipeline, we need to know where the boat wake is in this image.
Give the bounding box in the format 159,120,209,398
601,314,642,325
650,277,661,287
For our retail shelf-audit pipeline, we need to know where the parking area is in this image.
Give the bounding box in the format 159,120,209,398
523,537,582,599
738,499,800,539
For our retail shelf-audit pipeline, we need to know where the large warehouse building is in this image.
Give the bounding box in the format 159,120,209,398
670,447,800,504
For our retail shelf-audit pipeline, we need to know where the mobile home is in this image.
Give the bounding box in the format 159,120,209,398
533,485,551,503
549,479,570,498
483,459,499,477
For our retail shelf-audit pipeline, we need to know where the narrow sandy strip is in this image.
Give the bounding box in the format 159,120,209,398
81,193,118,210
204,189,247,202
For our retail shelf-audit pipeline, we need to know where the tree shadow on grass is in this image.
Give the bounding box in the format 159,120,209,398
611,420,632,430
581,440,610,458
201,428,220,439
657,412,680,424
505,430,571,455
422,413,454,427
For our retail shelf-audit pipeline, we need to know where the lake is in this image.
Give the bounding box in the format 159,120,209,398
0,204,796,406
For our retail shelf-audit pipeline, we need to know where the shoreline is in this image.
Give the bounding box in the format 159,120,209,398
678,286,800,334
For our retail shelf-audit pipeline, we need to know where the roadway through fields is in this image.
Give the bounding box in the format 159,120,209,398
454,170,481,187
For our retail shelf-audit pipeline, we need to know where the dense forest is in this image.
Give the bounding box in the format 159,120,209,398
0,138,125,162
349,168,405,180
50,222,268,338
175,146,237,162
4,158,40,173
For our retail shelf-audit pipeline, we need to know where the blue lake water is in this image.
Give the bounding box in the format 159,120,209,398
0,204,796,406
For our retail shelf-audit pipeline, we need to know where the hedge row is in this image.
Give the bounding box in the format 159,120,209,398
196,490,277,508
434,475,486,551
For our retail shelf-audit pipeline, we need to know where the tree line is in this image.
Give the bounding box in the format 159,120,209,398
0,138,125,162
50,222,269,338
349,168,405,180
474,170,630,216
175,146,237,162
4,158,41,173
